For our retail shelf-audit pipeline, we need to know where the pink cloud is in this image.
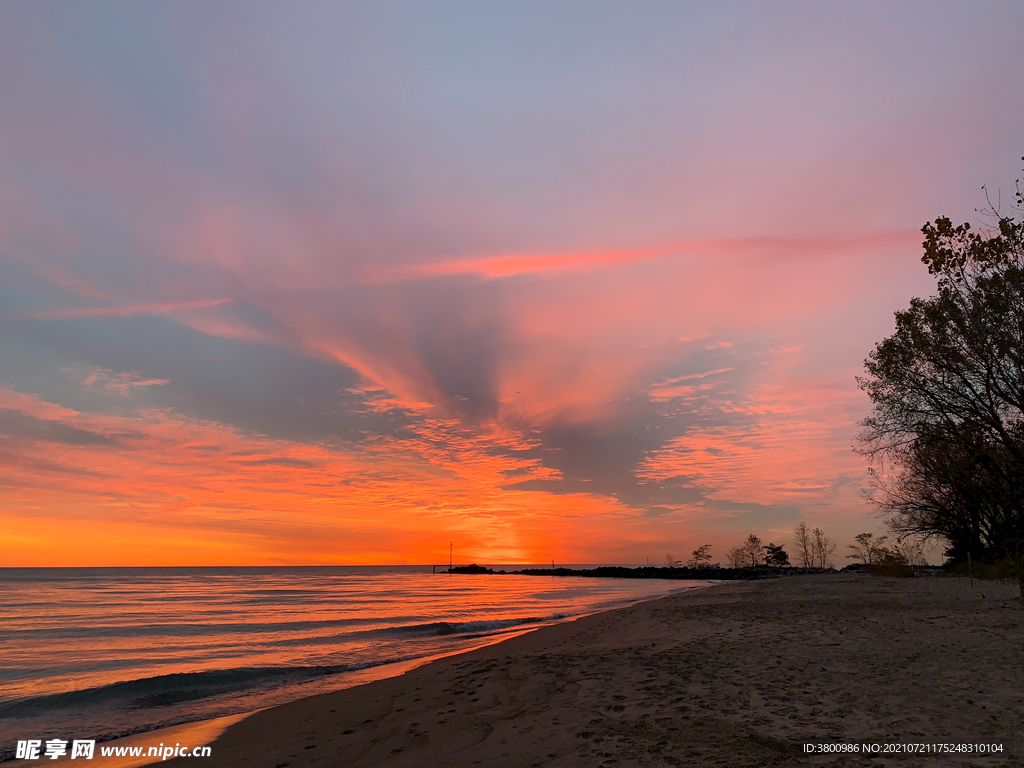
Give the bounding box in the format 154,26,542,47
362,247,670,282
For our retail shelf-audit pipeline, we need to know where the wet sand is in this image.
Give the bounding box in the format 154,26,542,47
171,574,1024,767
87,714,250,768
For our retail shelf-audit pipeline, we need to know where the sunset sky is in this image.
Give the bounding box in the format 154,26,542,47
2,1,1023,565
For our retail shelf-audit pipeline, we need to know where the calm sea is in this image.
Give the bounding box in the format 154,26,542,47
0,566,708,758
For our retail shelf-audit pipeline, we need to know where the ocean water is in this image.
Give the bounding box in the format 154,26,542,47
0,566,708,757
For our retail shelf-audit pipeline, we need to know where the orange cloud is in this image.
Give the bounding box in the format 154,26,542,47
0,386,663,566
1,152,926,564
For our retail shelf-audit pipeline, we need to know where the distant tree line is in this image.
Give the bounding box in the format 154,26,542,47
670,524,932,572
671,524,837,570
791,522,835,568
724,534,792,567
857,160,1024,564
846,532,927,569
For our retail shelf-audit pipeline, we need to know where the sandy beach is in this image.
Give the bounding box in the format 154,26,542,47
170,574,1024,768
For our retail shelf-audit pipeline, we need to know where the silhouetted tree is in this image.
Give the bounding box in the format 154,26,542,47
847,533,888,565
892,538,927,568
857,162,1024,563
735,534,764,567
763,542,790,567
793,523,813,568
687,544,714,568
811,528,836,568
726,546,746,567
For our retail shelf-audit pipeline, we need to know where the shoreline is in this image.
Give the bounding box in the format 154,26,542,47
75,580,713,767
168,573,1022,768
446,564,834,579
79,628,548,768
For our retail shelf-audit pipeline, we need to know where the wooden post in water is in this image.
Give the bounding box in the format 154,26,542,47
449,541,453,574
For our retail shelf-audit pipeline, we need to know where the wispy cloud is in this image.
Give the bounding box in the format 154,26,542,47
350,232,922,286
71,367,170,396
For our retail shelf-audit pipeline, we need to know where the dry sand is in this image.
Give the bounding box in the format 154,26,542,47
171,573,1024,768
